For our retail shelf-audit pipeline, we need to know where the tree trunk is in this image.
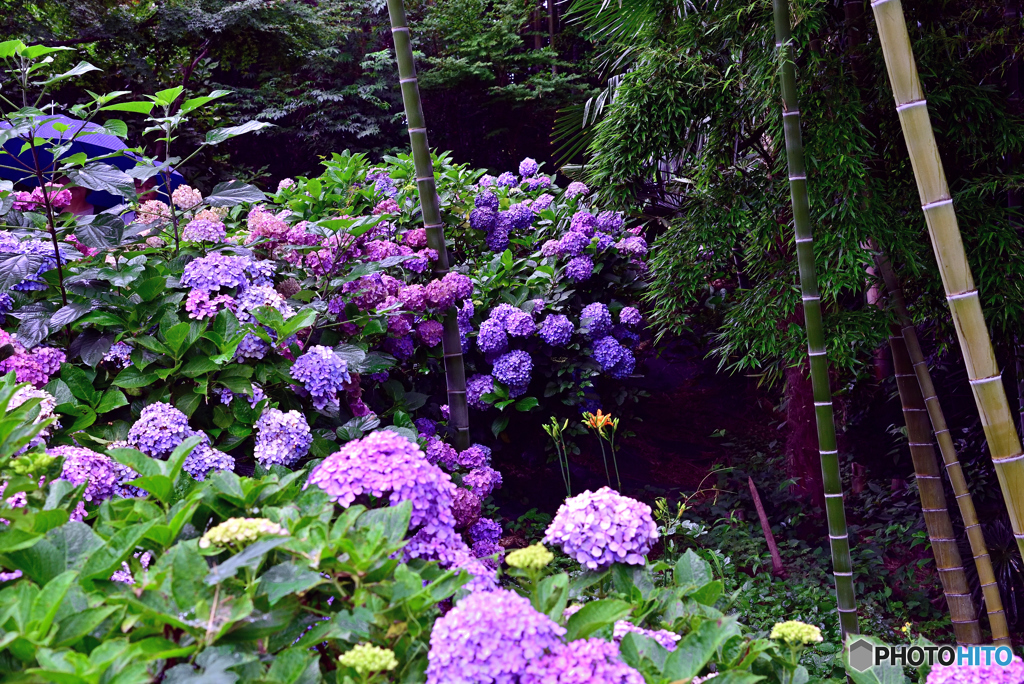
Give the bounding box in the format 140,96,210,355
784,366,824,506
871,0,1024,563
386,0,471,449
773,0,859,639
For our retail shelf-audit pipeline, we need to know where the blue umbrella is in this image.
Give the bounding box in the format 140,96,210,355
0,114,184,209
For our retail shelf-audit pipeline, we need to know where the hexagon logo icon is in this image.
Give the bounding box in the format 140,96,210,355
848,638,875,672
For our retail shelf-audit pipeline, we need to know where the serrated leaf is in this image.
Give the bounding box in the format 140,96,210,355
205,180,266,207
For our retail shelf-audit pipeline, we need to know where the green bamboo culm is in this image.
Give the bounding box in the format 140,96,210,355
889,330,982,644
870,0,1024,562
772,0,859,639
876,251,1010,645
386,0,470,450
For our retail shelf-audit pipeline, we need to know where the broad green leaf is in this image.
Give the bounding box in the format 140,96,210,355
29,570,77,638
80,519,157,580
205,537,290,585
95,389,128,414
66,163,134,197
564,598,631,641
662,616,740,681
204,120,273,146
111,367,158,388
256,563,324,607
41,61,100,86
0,253,46,291
205,180,266,207
674,549,713,588
53,606,120,647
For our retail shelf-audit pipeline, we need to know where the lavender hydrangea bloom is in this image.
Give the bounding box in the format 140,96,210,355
544,487,658,569
486,213,511,252
415,418,437,437
469,207,496,231
452,488,482,529
181,254,250,292
183,434,235,481
384,335,415,360
102,341,133,368
458,299,474,328
235,333,270,360
496,171,517,187
479,174,496,187
464,464,503,497
519,157,539,177
613,621,681,651
425,272,473,311
557,230,590,257
404,523,468,564
466,374,495,410
570,211,598,237
218,384,266,408
523,176,551,191
475,192,500,211
426,436,459,470
469,518,502,545
53,446,138,504
235,284,295,323
616,236,648,257
619,306,642,327
471,540,505,570
254,408,313,467
426,589,566,684
476,318,509,354
504,309,535,338
507,203,534,231
926,656,1024,684
594,232,615,251
457,444,491,469
450,547,499,593
126,402,191,459
565,181,589,199
306,431,456,533
246,259,277,287
521,638,645,684
579,302,612,339
596,210,625,233
531,193,555,212
539,314,574,346
493,350,532,388
418,320,444,347
565,255,594,282
291,345,351,410
181,219,226,243
593,336,636,379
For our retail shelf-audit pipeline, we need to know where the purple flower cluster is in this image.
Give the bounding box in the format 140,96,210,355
457,444,491,469
613,621,680,651
426,436,459,470
507,203,534,232
452,488,482,529
485,213,511,252
185,289,235,320
619,306,642,327
384,335,414,360
306,431,456,532
539,314,574,346
181,254,251,292
476,319,509,354
493,350,532,390
593,336,636,379
469,517,502,545
475,192,499,211
489,303,535,338
218,384,266,408
523,176,552,191
426,589,566,684
127,402,192,459
0,341,65,388
466,374,495,410
596,211,624,233
181,219,226,243
449,547,499,593
565,255,594,282
415,417,437,437
570,211,597,237
544,487,658,569
418,320,444,347
425,272,473,311
926,657,1024,684
291,346,351,410
531,193,555,212
183,434,235,481
464,466,502,497
616,236,648,257
496,172,517,187
254,408,313,467
579,302,612,339
53,446,138,504
519,157,539,177
564,181,589,199
522,638,644,684
0,235,67,292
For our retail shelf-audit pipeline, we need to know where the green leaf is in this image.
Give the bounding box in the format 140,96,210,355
674,549,712,588
40,60,99,86
0,253,46,291
154,86,185,105
53,606,120,647
178,90,231,115
515,396,540,412
204,120,273,146
205,180,267,207
205,537,289,585
100,101,155,115
662,616,740,681
111,366,158,389
66,163,134,197
688,579,724,606
80,519,157,581
265,647,318,684
181,356,220,377
134,276,167,302
257,563,324,606
50,302,94,328
59,363,99,407
95,389,128,414
564,598,631,641
75,213,126,249
68,329,113,368
29,570,77,638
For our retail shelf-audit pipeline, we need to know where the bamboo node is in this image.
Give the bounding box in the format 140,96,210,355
896,99,928,113
922,198,953,211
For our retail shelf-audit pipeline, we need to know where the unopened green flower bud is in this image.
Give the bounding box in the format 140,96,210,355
198,517,287,549
505,543,554,571
770,620,823,646
339,643,398,675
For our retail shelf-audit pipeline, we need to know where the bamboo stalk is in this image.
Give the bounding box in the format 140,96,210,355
875,252,1010,645
889,331,982,644
870,0,1024,563
386,0,470,449
773,0,859,639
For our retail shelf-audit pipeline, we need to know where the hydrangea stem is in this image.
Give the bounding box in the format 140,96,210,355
386,0,470,449
772,0,859,638
870,0,1024,566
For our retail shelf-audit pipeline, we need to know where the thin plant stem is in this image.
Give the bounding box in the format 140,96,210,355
597,438,610,488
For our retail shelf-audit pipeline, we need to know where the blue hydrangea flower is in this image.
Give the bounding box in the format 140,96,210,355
457,444,491,469
564,181,589,199
469,207,496,231
596,210,624,233
579,302,612,339
181,219,226,243
507,203,533,231
522,638,645,684
496,172,517,187
254,408,313,467
426,589,566,684
246,259,277,287
476,319,509,354
126,402,192,459
493,350,532,388
102,341,133,368
593,336,635,378
544,487,658,569
235,332,270,360
291,345,351,410
565,255,594,282
570,211,597,237
519,157,539,177
594,232,616,251
466,374,495,410
181,253,250,292
613,621,680,652
0,292,13,316
54,445,138,504
539,314,574,346
531,193,555,212
474,192,499,211
489,304,535,338
384,335,415,360
469,518,502,545
183,433,235,480
619,306,642,327
557,230,590,257
415,417,437,437
486,213,511,252
464,466,503,497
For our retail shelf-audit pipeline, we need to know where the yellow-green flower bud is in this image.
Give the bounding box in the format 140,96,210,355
198,517,287,549
505,543,554,571
339,643,398,675
770,620,823,646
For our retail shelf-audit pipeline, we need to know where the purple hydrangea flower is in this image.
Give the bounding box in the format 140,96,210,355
564,181,589,199
471,540,505,570
126,402,192,459
523,176,551,191
246,260,277,287
493,350,532,388
452,488,482,529
544,487,658,569
557,230,590,257
507,203,534,231
470,207,497,232
458,299,474,328
235,284,295,323
616,236,648,257
235,333,269,360
519,158,539,177
496,172,517,187
491,304,535,338
469,518,502,545
291,345,351,410
619,306,642,327
418,320,444,347
306,431,456,533
579,302,612,338
475,192,500,211
449,546,499,593
570,211,597,237
532,194,555,212
467,374,495,410
219,384,266,408
0,344,66,388
54,445,138,504
479,175,496,187
399,284,429,312
565,255,594,282
613,621,680,651
254,408,312,467
457,444,491,469
426,589,566,684
486,214,511,252
426,436,459,470
522,638,645,684
596,211,624,234
593,335,636,379
384,335,415,360
183,433,235,481
926,656,1024,684
181,254,250,292
476,318,509,354
594,232,616,251
102,341,133,368
404,523,468,565
425,272,473,311
181,219,226,243
415,418,437,437
539,314,574,346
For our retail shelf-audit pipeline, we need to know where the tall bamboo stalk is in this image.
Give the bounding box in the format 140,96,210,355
772,0,859,638
870,0,1024,562
889,330,982,644
386,0,470,449
876,251,1010,645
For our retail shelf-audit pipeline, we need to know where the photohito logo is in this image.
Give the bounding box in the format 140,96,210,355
847,638,1016,672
